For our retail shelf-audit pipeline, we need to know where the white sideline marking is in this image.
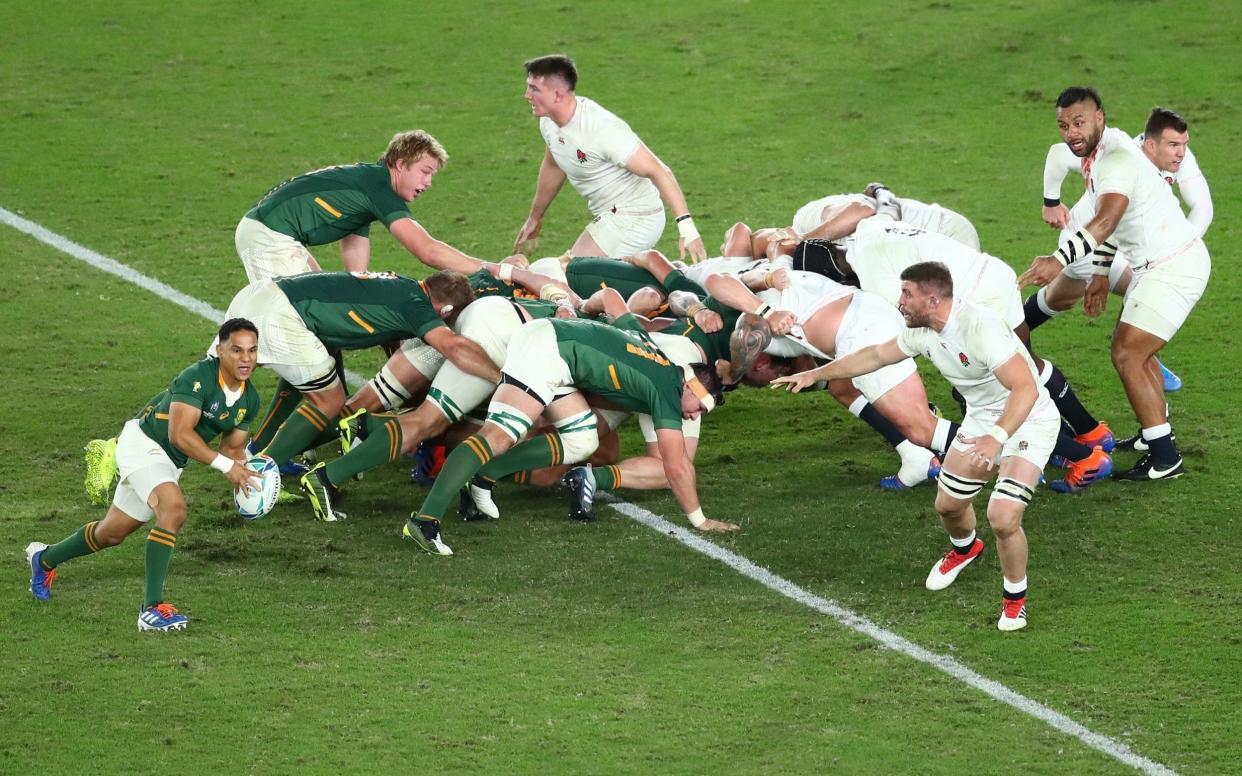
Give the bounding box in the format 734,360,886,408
3,206,1177,776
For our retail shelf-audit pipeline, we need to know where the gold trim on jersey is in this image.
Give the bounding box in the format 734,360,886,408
314,196,343,218
607,365,621,390
347,310,375,334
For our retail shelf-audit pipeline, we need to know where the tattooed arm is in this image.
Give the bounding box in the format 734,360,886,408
727,313,773,384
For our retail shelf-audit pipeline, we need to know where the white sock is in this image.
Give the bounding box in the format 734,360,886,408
1003,576,1028,595
951,530,976,549
847,395,868,417
932,418,953,453
1142,423,1172,441
1035,287,1059,317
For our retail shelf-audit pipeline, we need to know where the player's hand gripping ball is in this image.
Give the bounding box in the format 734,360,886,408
235,455,281,520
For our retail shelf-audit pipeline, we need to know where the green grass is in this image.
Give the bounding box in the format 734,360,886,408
2,1,1240,773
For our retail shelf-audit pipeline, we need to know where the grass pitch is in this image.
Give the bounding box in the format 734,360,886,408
2,1,1240,773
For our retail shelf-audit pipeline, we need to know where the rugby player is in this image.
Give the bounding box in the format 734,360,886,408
514,54,707,262
224,271,498,470
235,130,494,281
1028,101,1213,393
404,306,734,555
774,262,1059,631
28,319,262,632
1019,87,1211,481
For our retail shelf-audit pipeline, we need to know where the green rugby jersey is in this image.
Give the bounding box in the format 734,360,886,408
467,268,539,301
514,298,562,321
246,163,410,246
564,257,660,298
664,295,739,363
275,271,444,351
135,357,261,469
550,313,685,430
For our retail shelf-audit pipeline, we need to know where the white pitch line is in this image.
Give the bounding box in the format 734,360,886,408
3,206,1177,776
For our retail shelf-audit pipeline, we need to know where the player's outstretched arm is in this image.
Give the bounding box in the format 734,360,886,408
423,328,502,383
515,149,568,255
1019,192,1129,288
389,218,487,275
656,428,738,532
624,144,706,262
771,339,905,392
168,401,256,492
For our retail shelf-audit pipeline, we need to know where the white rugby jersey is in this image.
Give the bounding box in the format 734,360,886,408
1086,131,1200,267
757,270,856,360
791,193,875,237
1042,127,1211,238
683,256,767,287
539,96,661,216
897,300,1057,418
849,216,994,307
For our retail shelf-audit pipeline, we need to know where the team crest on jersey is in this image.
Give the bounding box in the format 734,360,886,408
236,409,247,423
576,149,588,163
1164,175,1175,186
193,381,201,392
958,352,970,367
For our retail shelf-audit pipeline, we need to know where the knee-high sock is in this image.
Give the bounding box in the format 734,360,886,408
143,527,178,608
1053,431,1092,462
593,464,621,492
848,396,905,448
415,434,493,522
261,402,332,465
1024,289,1059,331
477,432,565,484
252,379,300,452
1041,361,1099,437
39,521,104,569
324,414,402,485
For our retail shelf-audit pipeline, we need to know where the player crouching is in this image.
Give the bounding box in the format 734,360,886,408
774,263,1057,631
25,319,262,632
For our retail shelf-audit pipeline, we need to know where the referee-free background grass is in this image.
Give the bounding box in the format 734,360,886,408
1,0,1239,773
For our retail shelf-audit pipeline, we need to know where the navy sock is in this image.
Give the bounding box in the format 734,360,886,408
1053,432,1093,462
1024,293,1054,331
1145,432,1179,464
1043,364,1098,437
858,403,906,448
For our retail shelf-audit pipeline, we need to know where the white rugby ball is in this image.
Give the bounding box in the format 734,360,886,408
236,455,281,520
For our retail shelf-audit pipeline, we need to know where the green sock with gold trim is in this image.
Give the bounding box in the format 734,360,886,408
39,521,104,568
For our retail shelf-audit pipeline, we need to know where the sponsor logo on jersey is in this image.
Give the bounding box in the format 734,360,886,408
1018,440,1028,451
557,136,565,144
958,352,970,366
576,149,587,163
218,411,229,421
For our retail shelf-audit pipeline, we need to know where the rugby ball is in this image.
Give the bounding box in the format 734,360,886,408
236,455,281,520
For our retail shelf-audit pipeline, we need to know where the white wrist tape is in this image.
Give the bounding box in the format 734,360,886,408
987,426,1010,444
210,453,234,473
684,301,707,317
499,263,515,282
676,216,700,244
539,284,570,304
686,508,706,527
1054,229,1099,267
752,302,773,318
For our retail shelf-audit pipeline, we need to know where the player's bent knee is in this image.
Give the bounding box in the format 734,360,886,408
937,469,987,503
369,363,415,411
553,410,600,465
486,402,536,444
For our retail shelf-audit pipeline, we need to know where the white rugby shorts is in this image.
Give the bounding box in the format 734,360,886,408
1120,240,1210,341
428,297,525,422
835,292,917,401
225,280,339,392
585,209,666,256
112,419,184,523
235,216,317,282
